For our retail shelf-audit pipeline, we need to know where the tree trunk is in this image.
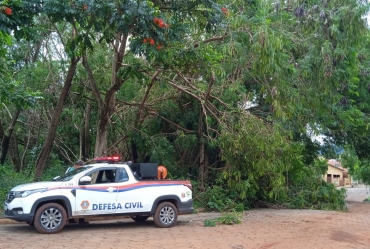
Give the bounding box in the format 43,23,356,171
0,136,10,165
197,73,214,190
204,146,209,184
131,140,138,162
0,109,21,165
94,108,110,157
93,33,128,157
199,142,209,190
21,129,32,170
34,56,80,180
8,135,21,172
0,120,4,142
199,142,205,190
78,124,83,160
198,103,206,190
82,100,91,161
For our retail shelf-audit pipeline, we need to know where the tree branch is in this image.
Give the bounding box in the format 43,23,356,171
193,34,228,48
147,109,195,133
135,71,160,127
172,71,230,108
82,54,104,107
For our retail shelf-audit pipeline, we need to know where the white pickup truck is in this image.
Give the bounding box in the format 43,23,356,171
4,158,193,234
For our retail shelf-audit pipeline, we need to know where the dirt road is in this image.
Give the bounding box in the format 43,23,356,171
1,186,370,249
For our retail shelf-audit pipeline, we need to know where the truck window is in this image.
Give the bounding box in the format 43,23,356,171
57,166,92,182
100,170,116,183
83,169,117,184
117,168,129,182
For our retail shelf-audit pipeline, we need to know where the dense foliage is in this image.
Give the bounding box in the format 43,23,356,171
1,0,369,211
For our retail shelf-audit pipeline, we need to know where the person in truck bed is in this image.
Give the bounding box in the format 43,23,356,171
65,160,84,174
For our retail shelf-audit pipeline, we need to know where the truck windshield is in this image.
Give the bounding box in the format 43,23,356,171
55,166,93,182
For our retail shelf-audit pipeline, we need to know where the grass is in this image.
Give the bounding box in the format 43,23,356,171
204,212,242,227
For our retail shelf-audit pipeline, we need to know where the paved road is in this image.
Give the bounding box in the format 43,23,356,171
1,186,370,249
344,184,370,202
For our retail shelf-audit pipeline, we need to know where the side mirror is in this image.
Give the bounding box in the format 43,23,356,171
79,176,92,185
53,176,61,181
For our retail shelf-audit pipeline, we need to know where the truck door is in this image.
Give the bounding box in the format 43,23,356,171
115,167,152,213
74,167,119,215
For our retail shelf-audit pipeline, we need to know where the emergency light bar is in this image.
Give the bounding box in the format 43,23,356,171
94,156,121,163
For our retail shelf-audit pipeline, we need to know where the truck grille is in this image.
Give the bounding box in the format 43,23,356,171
6,191,15,203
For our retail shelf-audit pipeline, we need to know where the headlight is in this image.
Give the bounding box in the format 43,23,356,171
14,188,46,198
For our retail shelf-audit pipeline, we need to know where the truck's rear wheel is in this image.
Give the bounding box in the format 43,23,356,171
153,202,178,228
130,215,150,222
34,203,67,234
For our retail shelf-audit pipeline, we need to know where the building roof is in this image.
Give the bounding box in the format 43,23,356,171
327,159,349,171
327,164,345,171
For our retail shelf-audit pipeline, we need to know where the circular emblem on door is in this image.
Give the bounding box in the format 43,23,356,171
80,200,90,209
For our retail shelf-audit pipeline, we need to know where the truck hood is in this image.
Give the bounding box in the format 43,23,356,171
11,181,64,191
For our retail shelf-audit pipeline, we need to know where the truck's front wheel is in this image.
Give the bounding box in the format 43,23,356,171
34,203,67,234
153,202,178,228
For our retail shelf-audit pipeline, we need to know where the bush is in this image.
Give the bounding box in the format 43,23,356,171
192,168,346,212
0,160,66,206
0,165,33,206
41,163,66,181
282,178,347,211
193,184,247,212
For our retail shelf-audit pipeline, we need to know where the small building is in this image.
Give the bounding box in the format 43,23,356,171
323,159,351,186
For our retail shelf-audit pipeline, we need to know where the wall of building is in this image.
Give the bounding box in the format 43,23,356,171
323,165,344,186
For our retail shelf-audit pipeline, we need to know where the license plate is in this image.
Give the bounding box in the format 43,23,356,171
4,203,8,211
